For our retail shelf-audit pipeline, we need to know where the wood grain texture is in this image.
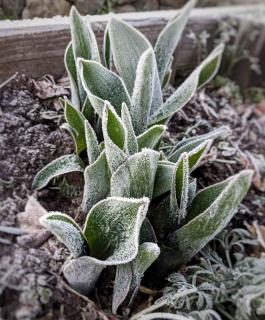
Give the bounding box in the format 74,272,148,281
0,5,264,82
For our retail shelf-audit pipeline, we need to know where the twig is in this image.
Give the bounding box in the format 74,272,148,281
0,73,18,90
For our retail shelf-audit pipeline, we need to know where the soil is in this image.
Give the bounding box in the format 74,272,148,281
0,74,264,320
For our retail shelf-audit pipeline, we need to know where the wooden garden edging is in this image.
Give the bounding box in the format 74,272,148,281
0,5,264,83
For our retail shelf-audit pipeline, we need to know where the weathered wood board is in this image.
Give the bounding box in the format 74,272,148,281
0,5,264,83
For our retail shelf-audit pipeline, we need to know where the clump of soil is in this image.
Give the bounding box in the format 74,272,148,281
0,74,264,319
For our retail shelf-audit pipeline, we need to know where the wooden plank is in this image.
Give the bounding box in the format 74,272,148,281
0,5,264,82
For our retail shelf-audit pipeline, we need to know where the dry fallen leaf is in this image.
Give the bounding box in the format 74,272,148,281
17,196,51,248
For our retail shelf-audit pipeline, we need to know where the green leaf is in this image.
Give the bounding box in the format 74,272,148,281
188,178,197,207
170,153,189,225
84,120,99,164
64,99,86,155
109,17,151,95
32,154,85,190
112,263,132,314
64,197,149,295
78,58,131,116
130,48,156,135
64,42,79,108
169,126,228,162
83,197,149,262
112,242,160,313
154,0,195,83
149,44,224,124
103,23,112,69
167,170,253,267
102,103,127,173
70,6,100,112
153,161,175,199
111,149,160,199
70,6,100,63
81,151,110,214
137,125,167,151
187,139,212,170
122,103,138,155
63,256,104,295
40,212,86,258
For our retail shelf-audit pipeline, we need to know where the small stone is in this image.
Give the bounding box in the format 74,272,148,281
114,4,137,13
74,0,105,15
22,0,70,19
2,0,25,19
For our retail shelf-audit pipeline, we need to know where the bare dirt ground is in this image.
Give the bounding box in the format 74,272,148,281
0,74,264,319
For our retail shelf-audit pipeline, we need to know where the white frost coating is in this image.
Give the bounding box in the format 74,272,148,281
63,256,104,295
84,120,99,164
102,102,128,173
112,242,160,313
149,44,224,124
110,149,160,199
40,212,85,258
169,126,229,162
121,103,138,155
109,16,151,95
187,139,212,171
78,58,131,117
153,161,175,199
170,153,189,225
81,151,110,214
32,154,85,190
64,41,80,109
187,178,197,207
70,6,100,63
130,48,156,135
112,263,132,314
64,196,150,295
137,125,167,150
167,170,254,265
154,0,196,83
83,197,150,265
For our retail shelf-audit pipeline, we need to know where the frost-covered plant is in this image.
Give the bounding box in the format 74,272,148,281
32,1,253,313
146,228,264,320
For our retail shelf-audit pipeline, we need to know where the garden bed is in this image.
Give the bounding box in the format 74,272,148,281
0,72,264,319
1,5,265,320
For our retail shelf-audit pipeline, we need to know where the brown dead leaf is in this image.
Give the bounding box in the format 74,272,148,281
246,151,265,192
33,75,69,100
18,196,47,233
256,100,265,115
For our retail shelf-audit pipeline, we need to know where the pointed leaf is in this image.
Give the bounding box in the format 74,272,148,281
130,48,156,135
122,103,138,155
137,125,167,151
70,6,100,112
149,44,224,124
169,126,228,162
103,103,127,173
84,120,99,164
83,197,149,262
187,139,212,170
79,59,131,117
64,42,79,108
129,242,160,302
112,242,160,313
112,263,132,314
70,6,100,63
154,0,196,83
64,99,86,155
111,149,160,199
188,178,197,207
32,154,85,190
167,170,253,267
103,23,112,69
81,151,110,214
109,17,151,94
170,153,189,225
40,212,86,258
